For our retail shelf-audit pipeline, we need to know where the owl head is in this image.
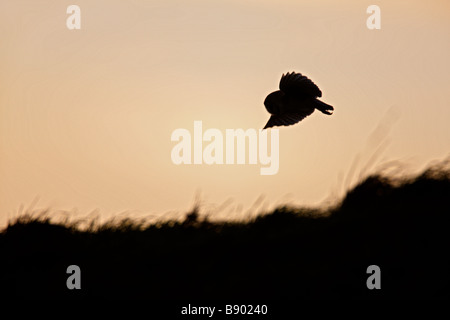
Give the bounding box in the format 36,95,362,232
264,91,284,115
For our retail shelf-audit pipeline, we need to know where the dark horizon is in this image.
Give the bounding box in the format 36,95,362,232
1,159,449,300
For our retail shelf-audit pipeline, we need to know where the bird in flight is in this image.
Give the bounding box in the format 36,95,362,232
263,72,334,129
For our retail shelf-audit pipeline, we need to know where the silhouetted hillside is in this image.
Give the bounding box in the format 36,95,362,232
0,162,449,300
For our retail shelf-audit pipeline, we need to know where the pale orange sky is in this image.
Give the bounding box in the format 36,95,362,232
1,0,449,228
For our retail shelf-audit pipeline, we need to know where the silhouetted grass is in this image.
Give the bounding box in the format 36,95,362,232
0,161,449,300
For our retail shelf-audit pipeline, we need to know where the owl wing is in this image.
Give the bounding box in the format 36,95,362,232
279,72,322,98
263,110,314,129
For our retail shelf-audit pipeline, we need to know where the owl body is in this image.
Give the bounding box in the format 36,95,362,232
264,90,316,115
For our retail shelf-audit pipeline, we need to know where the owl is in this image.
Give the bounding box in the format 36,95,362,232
263,72,334,129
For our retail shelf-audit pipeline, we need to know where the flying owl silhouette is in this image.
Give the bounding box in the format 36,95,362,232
263,72,334,129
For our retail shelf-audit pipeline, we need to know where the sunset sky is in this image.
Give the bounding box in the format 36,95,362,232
1,0,449,228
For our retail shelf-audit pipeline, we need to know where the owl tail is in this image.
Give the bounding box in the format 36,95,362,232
315,99,334,115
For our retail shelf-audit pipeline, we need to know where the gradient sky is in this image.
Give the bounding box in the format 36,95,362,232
1,0,449,228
